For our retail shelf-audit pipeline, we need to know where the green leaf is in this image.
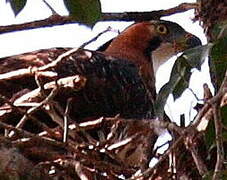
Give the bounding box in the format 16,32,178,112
154,45,211,118
7,0,27,16
210,37,227,90
155,57,190,117
211,20,227,40
183,44,212,70
64,0,101,26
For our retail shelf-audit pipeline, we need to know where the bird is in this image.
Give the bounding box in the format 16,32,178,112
0,20,201,169
0,20,201,120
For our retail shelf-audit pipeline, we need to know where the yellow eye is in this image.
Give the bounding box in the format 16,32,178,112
156,25,168,34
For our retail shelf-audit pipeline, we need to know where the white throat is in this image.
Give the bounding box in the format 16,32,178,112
151,43,176,75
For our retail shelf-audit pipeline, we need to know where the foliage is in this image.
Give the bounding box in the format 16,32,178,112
6,0,27,16
63,0,101,25
7,0,102,25
155,45,211,117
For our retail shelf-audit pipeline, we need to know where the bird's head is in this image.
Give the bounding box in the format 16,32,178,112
104,20,202,74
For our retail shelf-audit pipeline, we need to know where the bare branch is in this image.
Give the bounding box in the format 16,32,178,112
63,98,73,143
212,104,224,180
0,3,198,35
42,0,57,15
14,88,58,130
187,139,208,176
102,3,198,21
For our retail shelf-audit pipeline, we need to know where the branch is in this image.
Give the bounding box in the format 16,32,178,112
0,3,198,35
187,138,208,176
102,3,197,21
212,104,224,180
0,15,74,35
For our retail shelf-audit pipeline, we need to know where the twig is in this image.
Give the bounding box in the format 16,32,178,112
0,93,59,139
0,67,57,81
188,87,203,102
38,48,79,71
63,98,73,143
153,140,171,156
0,15,74,35
188,142,208,176
0,3,198,35
42,0,57,15
15,88,58,129
0,120,35,138
102,3,197,21
79,26,113,48
128,137,183,180
0,68,32,80
14,75,86,106
212,104,224,180
74,161,89,180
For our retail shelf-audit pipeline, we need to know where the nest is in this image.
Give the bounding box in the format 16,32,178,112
0,48,160,179
195,0,227,39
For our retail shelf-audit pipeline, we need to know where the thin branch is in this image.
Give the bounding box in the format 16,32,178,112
42,0,57,15
0,15,74,34
63,98,73,143
0,3,198,35
79,26,112,48
188,141,208,176
38,48,79,71
128,137,183,180
102,3,197,21
15,88,58,130
212,104,224,180
0,67,57,81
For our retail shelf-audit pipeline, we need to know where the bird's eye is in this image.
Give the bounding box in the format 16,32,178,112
156,25,168,34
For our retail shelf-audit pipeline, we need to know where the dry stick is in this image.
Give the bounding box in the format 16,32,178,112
0,68,57,81
42,0,57,15
63,98,73,143
128,137,183,180
0,3,198,35
212,104,224,180
15,88,58,129
38,48,79,71
79,26,113,48
0,94,56,137
0,120,36,138
74,161,89,180
189,144,208,177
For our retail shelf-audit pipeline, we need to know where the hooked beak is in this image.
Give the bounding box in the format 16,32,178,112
185,34,202,48
174,33,202,52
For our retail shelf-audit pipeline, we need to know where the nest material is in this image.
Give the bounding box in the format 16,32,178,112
195,0,227,39
0,48,157,179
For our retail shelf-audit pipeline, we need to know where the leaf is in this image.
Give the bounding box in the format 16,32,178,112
210,37,227,90
183,44,212,70
7,0,27,16
64,0,101,26
154,45,211,118
211,20,227,40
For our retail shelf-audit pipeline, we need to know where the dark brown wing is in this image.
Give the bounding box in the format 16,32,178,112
0,48,154,120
